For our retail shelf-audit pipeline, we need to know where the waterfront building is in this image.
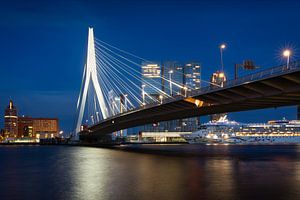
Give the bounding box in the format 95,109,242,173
2,100,59,141
162,61,184,96
139,62,201,133
32,118,59,139
18,116,34,138
18,117,59,139
182,63,201,131
141,62,162,104
125,131,191,143
183,63,201,91
4,100,18,137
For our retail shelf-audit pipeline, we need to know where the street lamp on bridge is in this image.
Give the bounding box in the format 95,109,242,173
220,44,226,72
283,49,291,69
142,84,146,106
168,70,173,96
183,86,188,97
159,94,163,104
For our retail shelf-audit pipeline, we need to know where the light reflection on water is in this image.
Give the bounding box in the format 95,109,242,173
0,145,300,200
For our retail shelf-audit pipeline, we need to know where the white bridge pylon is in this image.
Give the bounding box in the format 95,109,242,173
75,27,108,134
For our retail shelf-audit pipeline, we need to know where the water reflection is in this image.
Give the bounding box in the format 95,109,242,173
0,145,300,200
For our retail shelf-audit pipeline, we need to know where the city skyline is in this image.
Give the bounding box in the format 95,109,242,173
1,0,300,132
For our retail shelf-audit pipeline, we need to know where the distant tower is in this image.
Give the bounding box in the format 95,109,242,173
4,100,18,137
210,71,227,121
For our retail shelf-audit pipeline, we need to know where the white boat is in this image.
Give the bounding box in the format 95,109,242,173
181,116,300,144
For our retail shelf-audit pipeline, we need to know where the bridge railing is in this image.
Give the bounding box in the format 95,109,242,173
188,60,300,97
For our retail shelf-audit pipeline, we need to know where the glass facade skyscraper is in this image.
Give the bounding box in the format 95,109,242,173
183,63,201,91
141,62,162,104
162,61,184,96
139,61,202,132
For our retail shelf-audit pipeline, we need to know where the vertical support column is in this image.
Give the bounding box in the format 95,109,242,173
75,27,109,136
297,105,300,120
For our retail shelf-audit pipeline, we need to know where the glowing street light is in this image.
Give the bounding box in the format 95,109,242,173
168,70,173,96
283,49,291,69
159,94,163,104
220,44,226,71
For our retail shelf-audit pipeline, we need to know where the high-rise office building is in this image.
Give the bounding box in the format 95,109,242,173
182,63,201,131
161,62,201,131
4,100,18,137
141,62,162,104
162,61,184,96
184,63,201,91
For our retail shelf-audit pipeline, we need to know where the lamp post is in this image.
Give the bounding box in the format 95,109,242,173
96,111,99,122
220,44,226,71
159,95,163,104
168,70,173,96
283,49,291,69
183,86,188,97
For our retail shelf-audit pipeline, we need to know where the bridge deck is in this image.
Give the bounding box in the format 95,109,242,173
86,62,300,137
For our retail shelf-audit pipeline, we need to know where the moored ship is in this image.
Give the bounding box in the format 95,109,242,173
182,116,300,144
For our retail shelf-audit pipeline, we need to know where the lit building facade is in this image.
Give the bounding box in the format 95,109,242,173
4,100,18,137
182,63,201,131
210,71,226,88
141,62,162,104
2,100,59,140
141,61,201,132
18,117,33,138
18,117,59,139
183,63,201,91
32,118,59,139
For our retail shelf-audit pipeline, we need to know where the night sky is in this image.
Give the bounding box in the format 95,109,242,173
0,0,299,133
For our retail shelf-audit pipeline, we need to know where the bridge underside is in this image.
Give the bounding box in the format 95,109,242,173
84,70,300,139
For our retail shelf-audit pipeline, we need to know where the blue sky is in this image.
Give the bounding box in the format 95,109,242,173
0,0,299,132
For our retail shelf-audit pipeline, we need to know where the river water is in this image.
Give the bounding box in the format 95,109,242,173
0,144,300,200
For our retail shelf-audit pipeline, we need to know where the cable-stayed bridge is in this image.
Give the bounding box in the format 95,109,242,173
75,28,300,141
